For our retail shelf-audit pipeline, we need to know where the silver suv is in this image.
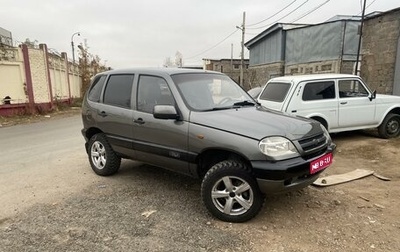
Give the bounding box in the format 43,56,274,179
81,68,336,222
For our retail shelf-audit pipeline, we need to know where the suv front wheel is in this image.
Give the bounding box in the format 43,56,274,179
378,113,400,138
201,160,264,222
88,133,121,176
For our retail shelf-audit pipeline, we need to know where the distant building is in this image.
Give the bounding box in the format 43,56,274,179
0,27,13,46
203,58,251,89
245,18,361,85
361,7,400,95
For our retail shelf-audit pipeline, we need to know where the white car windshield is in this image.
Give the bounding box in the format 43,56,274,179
172,73,255,111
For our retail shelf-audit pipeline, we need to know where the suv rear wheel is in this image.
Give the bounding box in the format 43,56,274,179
88,133,121,176
201,160,264,223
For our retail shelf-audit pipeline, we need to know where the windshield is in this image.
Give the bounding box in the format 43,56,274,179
172,73,254,111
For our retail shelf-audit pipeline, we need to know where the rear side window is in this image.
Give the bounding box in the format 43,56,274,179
103,74,134,108
302,81,335,101
259,82,291,102
88,75,106,102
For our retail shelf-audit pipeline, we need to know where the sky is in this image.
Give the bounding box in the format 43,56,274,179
1,0,399,69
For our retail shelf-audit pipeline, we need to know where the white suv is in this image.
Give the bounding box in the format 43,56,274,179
257,74,400,138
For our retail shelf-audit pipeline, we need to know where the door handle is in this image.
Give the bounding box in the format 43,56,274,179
340,102,347,105
98,111,107,117
133,118,145,125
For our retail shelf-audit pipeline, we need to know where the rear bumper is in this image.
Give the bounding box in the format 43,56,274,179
251,143,336,194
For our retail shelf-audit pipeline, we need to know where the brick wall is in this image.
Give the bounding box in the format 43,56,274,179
284,60,342,75
248,62,285,88
204,59,252,90
28,48,50,103
361,9,400,94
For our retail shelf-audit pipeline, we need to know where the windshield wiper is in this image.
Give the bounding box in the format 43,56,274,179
204,106,232,111
233,100,257,107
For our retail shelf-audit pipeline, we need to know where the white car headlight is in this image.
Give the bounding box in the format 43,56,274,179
259,136,299,159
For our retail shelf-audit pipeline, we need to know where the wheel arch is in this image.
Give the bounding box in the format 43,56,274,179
85,127,103,141
386,107,400,117
309,115,329,130
196,148,252,179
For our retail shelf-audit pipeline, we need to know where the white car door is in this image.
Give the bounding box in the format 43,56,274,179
286,80,339,130
338,79,377,128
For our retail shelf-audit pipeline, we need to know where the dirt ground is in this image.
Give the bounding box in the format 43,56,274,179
0,108,399,251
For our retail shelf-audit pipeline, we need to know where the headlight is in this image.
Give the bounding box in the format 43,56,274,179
320,124,331,143
259,136,299,159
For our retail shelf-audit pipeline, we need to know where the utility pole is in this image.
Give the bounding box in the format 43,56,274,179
231,43,233,72
355,0,366,75
239,12,246,87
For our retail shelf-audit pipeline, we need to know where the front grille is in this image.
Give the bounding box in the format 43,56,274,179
297,133,327,158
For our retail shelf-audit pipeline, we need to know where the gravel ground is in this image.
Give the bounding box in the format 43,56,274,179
1,162,251,252
0,108,399,252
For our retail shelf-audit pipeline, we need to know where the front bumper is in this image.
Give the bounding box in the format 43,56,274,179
251,143,336,194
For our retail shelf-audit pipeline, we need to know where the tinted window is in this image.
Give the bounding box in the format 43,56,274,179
137,75,174,113
259,82,291,102
103,74,134,108
339,80,369,98
88,75,106,102
302,81,335,101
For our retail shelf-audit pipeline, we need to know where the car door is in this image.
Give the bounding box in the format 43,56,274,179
93,74,136,157
132,74,191,175
338,78,377,128
286,80,339,130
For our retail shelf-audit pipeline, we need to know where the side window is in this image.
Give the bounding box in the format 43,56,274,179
103,74,134,108
339,80,369,98
259,82,291,102
137,75,174,113
302,81,335,101
88,75,107,102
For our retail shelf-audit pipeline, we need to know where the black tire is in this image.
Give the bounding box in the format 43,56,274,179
87,133,121,176
378,113,400,139
201,160,264,223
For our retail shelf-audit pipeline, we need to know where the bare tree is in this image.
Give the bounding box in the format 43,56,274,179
78,40,108,97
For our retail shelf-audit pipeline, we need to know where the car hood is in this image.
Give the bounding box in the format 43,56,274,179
375,94,400,104
189,106,322,141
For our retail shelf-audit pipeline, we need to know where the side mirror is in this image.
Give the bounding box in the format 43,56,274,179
369,90,377,101
153,105,179,120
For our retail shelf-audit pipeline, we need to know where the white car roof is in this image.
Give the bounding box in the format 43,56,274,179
268,74,361,83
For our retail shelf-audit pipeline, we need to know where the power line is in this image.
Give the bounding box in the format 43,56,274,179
290,0,331,23
246,0,298,27
247,0,310,30
184,29,240,60
356,0,377,15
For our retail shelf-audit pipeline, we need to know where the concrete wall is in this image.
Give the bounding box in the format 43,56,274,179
0,43,82,115
361,8,400,94
0,47,27,104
